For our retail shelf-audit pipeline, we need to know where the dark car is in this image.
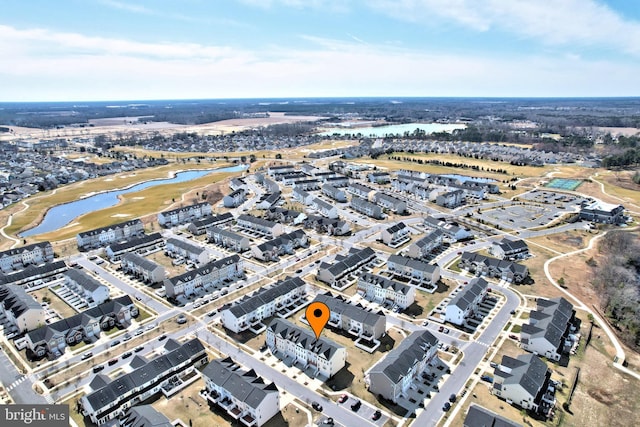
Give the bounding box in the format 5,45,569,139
338,394,348,403
480,375,494,383
449,394,457,403
442,402,451,411
122,351,132,359
108,358,118,366
92,365,104,373
110,340,120,347
158,334,167,341
372,410,382,420
438,326,444,332
134,346,144,353
311,402,323,411
351,400,361,412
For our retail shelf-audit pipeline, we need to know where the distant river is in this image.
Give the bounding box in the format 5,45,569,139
20,165,246,237
318,123,466,137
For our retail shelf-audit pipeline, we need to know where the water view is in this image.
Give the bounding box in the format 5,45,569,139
318,123,466,137
20,165,246,237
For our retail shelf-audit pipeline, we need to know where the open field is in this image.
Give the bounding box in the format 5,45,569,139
515,246,567,301
31,286,77,319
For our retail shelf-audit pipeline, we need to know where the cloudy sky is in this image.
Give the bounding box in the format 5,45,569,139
2,0,640,101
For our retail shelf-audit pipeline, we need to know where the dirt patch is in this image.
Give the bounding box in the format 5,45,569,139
587,387,617,405
602,170,640,193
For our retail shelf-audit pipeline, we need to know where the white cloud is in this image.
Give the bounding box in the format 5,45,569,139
370,0,640,55
1,24,640,101
238,0,349,12
98,0,155,15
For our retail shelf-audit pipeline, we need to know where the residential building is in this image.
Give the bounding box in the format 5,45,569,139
463,404,523,427
236,214,283,238
266,318,346,379
292,187,313,205
423,216,472,242
366,330,439,404
80,338,207,425
406,229,444,259
158,202,212,227
350,196,383,219
347,182,375,199
257,192,281,211
25,296,138,358
293,179,321,191
303,215,351,236
321,184,347,203
187,212,234,235
435,189,466,208
317,247,376,286
0,260,67,287
265,207,305,224
201,357,280,427
520,297,578,362
357,273,415,309
579,200,625,224
313,293,386,340
222,277,306,333
0,284,45,335
223,189,246,208
77,219,144,251
311,197,339,219
207,226,251,252
324,175,350,187
63,269,110,307
444,278,489,326
251,230,308,262
387,255,441,287
367,172,391,184
381,222,410,247
120,253,166,284
163,255,244,299
490,238,530,260
229,177,247,191
120,405,173,427
459,252,529,283
372,192,407,214
267,165,296,177
165,238,209,265
0,242,54,273
492,354,555,415
105,232,164,261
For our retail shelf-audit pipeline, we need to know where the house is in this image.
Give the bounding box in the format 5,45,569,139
386,255,441,287
63,269,110,308
257,192,281,211
187,212,234,235
292,187,313,205
120,405,173,427
25,296,138,358
267,164,296,177
262,177,280,193
406,229,444,259
347,182,375,199
251,230,308,262
423,216,471,242
312,293,386,340
80,338,208,425
163,255,244,299
223,189,246,208
236,214,283,238
458,252,529,283
105,232,164,261
222,277,306,333
0,260,68,287
207,226,250,252
323,175,350,187
321,184,347,203
579,200,625,224
492,354,555,416
311,197,339,219
120,253,166,284
303,215,351,236
444,278,489,326
229,177,247,191
372,192,407,214
266,318,346,380
380,222,410,248
201,357,280,427
0,284,45,335
367,172,391,184
490,238,530,260
77,219,144,251
435,189,465,208
366,330,439,404
165,238,209,265
357,273,415,309
158,202,212,227
293,179,321,191
463,404,523,427
317,247,376,286
350,196,383,219
265,207,305,224
0,241,54,273
520,297,578,362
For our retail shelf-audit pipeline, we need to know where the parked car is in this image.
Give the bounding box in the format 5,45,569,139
92,365,104,373
372,410,382,420
449,394,457,403
438,326,444,332
350,400,361,412
122,334,132,341
158,334,167,341
508,334,518,340
480,375,494,383
108,358,118,366
110,340,120,347
311,402,323,411
134,346,144,353
122,352,132,359
177,315,187,324
442,402,451,411
443,328,450,334
338,394,348,403
490,362,498,368
81,351,93,360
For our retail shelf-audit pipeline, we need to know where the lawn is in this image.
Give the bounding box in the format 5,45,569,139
31,287,77,319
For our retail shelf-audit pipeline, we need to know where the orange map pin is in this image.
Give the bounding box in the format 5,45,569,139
306,302,330,339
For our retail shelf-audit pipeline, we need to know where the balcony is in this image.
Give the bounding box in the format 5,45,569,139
241,414,257,427
205,390,220,403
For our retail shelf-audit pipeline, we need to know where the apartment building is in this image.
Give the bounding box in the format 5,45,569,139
423,216,471,242
105,232,164,261
163,255,244,299
165,238,209,265
459,252,529,283
321,184,347,202
372,192,407,214
63,269,110,307
158,202,212,227
357,273,415,309
207,226,250,253
520,297,578,362
236,214,283,238
381,222,410,248
317,247,376,286
120,253,166,284
0,241,54,273
77,219,144,251
312,293,386,340
490,238,530,260
223,189,246,208
0,260,67,287
311,197,339,219
251,230,308,262
387,255,441,287
350,196,383,219
444,278,489,326
0,284,45,335
406,229,444,259
187,212,234,235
